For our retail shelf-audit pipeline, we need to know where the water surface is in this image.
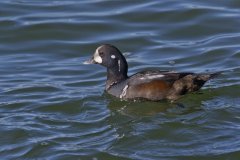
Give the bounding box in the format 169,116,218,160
0,0,240,160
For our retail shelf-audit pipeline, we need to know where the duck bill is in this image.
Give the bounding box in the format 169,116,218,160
83,57,96,64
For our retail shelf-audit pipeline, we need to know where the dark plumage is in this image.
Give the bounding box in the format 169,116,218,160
85,44,220,101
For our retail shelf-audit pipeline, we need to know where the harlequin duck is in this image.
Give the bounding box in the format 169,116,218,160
85,44,220,101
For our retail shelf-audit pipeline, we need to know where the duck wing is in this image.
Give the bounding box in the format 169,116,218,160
123,70,219,100
127,70,193,85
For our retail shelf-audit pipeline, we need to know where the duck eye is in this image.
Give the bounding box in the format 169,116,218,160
99,52,104,56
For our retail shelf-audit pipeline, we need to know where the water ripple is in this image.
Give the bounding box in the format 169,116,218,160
1,0,240,159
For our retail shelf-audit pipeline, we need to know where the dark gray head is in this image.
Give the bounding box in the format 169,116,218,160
86,44,128,86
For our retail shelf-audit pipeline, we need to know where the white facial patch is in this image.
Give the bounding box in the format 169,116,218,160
111,55,116,59
93,47,102,64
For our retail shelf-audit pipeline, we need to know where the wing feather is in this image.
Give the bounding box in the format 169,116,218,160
127,70,193,86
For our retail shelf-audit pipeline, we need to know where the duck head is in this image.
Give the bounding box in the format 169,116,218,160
85,44,128,88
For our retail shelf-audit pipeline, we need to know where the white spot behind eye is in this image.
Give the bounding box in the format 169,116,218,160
111,55,116,59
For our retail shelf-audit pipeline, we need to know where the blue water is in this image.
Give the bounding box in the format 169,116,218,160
0,1,240,159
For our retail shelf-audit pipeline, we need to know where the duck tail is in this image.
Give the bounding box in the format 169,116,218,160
209,71,223,79
197,71,222,82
